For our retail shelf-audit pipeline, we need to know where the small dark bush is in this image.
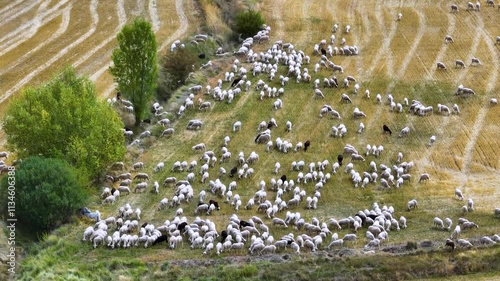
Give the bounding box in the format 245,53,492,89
234,10,266,39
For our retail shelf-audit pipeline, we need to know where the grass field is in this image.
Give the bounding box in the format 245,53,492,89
1,0,500,280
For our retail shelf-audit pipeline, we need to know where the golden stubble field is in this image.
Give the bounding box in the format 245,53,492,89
0,0,198,144
1,0,500,277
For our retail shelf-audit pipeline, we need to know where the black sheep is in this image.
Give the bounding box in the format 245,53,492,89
220,230,228,242
231,77,241,87
445,239,455,251
152,235,168,246
141,222,148,229
198,53,206,59
230,167,238,177
177,222,188,232
110,187,117,195
280,175,287,182
320,48,327,56
209,199,220,210
239,220,252,228
337,154,344,166
383,124,392,135
304,140,311,151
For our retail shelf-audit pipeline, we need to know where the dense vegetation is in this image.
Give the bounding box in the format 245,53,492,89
234,10,266,39
0,157,88,235
157,46,199,102
2,67,126,180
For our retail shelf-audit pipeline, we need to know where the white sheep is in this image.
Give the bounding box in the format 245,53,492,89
467,198,474,211
233,121,242,132
407,199,418,211
433,217,444,229
455,189,464,200
428,136,437,147
490,98,498,105
397,12,402,21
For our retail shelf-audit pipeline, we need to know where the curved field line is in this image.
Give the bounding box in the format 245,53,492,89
158,0,188,53
460,31,499,177
0,5,72,77
149,0,160,32
0,0,52,50
88,0,126,82
73,0,128,69
0,0,24,16
0,0,99,105
0,0,70,53
394,7,426,79
366,5,425,132
425,5,455,80
452,16,482,86
365,2,396,78
0,0,43,26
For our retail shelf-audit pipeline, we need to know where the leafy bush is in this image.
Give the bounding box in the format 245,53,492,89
0,157,88,235
234,9,265,39
157,46,198,101
2,67,126,180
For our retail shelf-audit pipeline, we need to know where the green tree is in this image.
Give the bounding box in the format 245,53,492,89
0,157,88,234
2,67,125,179
157,46,198,101
110,18,158,125
234,10,265,39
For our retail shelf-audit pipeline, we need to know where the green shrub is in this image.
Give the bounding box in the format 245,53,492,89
234,9,266,39
0,157,88,235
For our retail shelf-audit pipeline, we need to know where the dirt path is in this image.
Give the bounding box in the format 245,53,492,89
269,0,286,40
0,5,72,77
0,0,99,104
148,0,160,32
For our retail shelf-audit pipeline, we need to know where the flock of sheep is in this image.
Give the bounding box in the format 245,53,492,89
92,2,500,257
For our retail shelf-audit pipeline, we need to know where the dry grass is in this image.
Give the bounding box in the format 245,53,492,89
1,0,500,279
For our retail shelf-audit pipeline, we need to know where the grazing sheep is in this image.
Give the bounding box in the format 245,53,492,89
437,62,447,70
407,199,418,211
471,57,481,66
490,98,498,105
418,173,430,183
399,126,410,137
445,239,455,251
444,35,454,43
450,4,459,13
397,12,402,21
428,136,437,147
433,217,445,229
455,189,464,200
455,60,465,68
457,239,473,248
467,198,474,211
233,121,242,132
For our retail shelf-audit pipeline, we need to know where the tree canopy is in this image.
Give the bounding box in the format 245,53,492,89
234,10,265,39
110,18,158,125
2,67,125,179
0,157,88,235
